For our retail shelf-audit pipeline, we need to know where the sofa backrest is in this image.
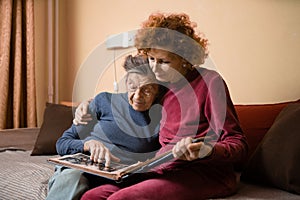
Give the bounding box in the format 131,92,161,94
234,99,300,159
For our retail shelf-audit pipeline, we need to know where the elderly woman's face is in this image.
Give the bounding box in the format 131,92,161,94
147,49,186,83
127,73,158,111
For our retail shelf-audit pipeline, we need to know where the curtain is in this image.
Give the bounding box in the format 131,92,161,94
0,0,36,129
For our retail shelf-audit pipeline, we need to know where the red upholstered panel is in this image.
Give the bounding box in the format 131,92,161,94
234,99,300,158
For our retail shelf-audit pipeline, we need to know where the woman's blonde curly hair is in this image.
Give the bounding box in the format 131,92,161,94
135,12,209,66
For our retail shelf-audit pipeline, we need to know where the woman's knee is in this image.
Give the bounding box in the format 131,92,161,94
82,184,120,200
49,168,89,191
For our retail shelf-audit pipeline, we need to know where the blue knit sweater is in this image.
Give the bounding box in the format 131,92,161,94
56,92,161,164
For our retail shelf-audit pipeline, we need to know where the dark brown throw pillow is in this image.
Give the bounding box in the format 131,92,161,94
31,103,74,155
241,103,300,194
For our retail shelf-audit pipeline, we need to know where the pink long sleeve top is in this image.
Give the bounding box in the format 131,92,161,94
156,67,248,172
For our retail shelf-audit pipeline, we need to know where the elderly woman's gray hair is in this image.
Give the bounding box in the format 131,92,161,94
123,55,157,84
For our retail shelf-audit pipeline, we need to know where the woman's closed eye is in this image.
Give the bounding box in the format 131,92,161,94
149,56,170,65
141,87,152,96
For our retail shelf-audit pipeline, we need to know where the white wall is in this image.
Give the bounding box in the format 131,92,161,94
35,0,300,124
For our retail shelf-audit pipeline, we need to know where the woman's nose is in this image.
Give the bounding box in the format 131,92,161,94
133,88,143,99
151,61,159,72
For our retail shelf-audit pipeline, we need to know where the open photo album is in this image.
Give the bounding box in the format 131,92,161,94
47,137,205,182
47,150,173,182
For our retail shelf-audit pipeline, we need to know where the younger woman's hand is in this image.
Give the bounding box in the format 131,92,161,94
172,137,212,161
73,99,93,125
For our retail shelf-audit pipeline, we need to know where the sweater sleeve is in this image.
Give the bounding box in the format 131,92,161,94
56,125,84,155
202,74,248,165
56,99,99,156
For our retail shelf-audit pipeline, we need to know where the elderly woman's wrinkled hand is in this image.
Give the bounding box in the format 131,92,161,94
83,139,120,167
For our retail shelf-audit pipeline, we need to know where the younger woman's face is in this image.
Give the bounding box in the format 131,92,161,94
147,49,187,83
127,73,158,111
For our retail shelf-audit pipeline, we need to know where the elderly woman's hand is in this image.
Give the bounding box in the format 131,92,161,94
73,99,93,125
172,137,213,161
83,139,120,167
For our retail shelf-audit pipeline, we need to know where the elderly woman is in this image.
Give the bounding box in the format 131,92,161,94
80,12,248,200
46,55,163,200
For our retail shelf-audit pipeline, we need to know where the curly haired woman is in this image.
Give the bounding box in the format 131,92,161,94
80,12,248,200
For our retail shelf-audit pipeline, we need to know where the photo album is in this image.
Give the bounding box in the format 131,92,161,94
47,137,205,182
48,150,173,182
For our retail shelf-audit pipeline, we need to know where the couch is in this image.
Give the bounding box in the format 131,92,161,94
0,100,299,199
223,99,300,199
